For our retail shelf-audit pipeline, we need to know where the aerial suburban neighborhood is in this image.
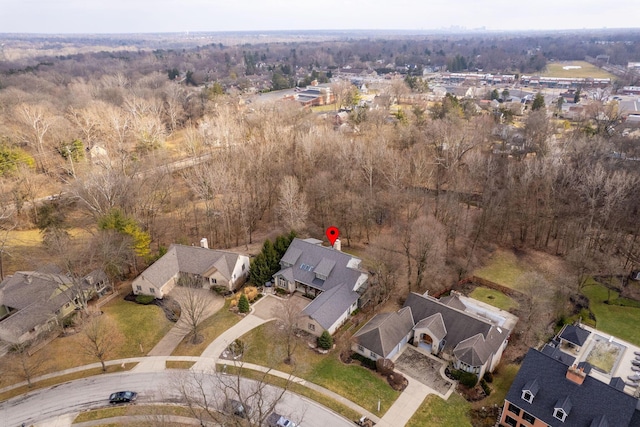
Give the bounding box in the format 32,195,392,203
0,26,639,427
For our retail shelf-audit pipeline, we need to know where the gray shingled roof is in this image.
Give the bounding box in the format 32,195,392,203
353,307,414,358
404,292,509,366
275,238,363,293
303,284,359,330
559,324,590,346
505,349,638,427
275,238,367,329
0,272,87,342
139,244,242,291
414,312,447,341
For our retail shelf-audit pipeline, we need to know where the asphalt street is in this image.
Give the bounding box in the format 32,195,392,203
0,370,354,427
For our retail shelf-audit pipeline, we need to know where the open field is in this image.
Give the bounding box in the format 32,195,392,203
540,61,616,79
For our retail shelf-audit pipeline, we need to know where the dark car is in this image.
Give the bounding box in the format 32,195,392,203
109,391,138,404
224,399,250,418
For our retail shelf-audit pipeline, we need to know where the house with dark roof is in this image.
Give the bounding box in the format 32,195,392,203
500,348,640,427
273,238,368,336
132,242,250,298
352,291,515,378
352,307,414,360
0,270,109,344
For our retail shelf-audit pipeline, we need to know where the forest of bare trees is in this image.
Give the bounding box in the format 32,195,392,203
0,31,638,318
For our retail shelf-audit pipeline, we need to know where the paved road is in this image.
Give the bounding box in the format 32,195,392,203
0,371,354,427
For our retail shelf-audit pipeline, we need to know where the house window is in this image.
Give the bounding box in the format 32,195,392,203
308,323,315,331
521,390,534,403
136,285,142,291
507,403,521,416
522,411,535,424
211,278,217,284
553,408,567,422
358,345,364,352
503,415,517,427
370,351,377,359
242,264,245,271
149,288,155,294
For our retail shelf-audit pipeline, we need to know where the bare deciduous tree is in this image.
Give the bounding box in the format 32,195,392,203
1,342,49,388
175,274,210,345
271,298,302,365
276,176,308,232
79,314,122,372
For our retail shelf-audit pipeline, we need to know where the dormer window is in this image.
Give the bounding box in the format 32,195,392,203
553,408,567,422
521,378,539,404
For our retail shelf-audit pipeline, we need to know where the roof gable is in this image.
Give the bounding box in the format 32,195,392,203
404,292,508,357
559,324,591,346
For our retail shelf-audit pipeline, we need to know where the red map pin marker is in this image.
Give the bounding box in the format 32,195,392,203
326,226,339,246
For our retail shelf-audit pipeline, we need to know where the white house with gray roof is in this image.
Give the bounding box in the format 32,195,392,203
273,238,368,337
132,244,249,298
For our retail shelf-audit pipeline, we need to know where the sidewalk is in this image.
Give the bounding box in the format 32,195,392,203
20,294,437,427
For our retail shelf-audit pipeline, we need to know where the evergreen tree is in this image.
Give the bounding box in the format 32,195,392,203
317,330,333,350
238,294,250,314
531,92,546,111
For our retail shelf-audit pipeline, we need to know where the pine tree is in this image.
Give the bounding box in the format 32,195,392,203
238,294,250,314
317,330,333,350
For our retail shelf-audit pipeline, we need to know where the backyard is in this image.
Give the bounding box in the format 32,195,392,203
582,283,640,347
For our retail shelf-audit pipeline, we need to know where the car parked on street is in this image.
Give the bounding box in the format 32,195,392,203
267,412,298,427
108,391,137,404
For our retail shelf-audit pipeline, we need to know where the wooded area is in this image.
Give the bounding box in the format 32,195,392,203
0,30,638,321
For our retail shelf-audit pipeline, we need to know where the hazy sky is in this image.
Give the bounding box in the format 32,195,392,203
0,0,638,34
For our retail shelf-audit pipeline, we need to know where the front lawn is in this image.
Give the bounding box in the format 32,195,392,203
582,283,640,347
469,287,518,311
172,299,240,356
238,323,399,414
406,393,471,427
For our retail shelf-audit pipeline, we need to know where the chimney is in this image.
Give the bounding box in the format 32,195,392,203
566,365,586,385
333,238,341,251
200,238,209,249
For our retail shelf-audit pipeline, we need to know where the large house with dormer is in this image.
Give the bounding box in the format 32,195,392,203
273,238,368,337
500,348,640,427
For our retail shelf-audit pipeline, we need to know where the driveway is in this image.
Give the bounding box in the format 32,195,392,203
147,287,224,356
394,346,453,396
252,293,310,320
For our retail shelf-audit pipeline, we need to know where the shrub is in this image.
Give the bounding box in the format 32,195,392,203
450,368,478,388
135,295,155,305
480,379,492,396
317,330,333,350
482,371,494,383
376,358,395,376
387,372,408,391
238,294,250,313
351,352,377,370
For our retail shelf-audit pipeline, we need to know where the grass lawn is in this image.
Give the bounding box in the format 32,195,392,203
541,61,616,79
469,287,518,311
473,250,529,290
582,283,640,347
476,363,519,408
74,404,196,423
0,298,170,390
406,393,471,427
102,298,174,357
172,299,241,356
238,323,399,414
